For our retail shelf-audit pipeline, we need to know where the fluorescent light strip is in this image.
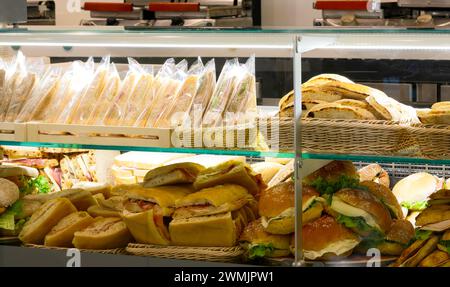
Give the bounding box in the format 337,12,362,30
321,45,450,50
0,41,292,50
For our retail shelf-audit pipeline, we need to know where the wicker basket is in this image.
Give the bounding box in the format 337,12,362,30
408,123,450,159
259,117,417,156
23,244,126,255
126,243,244,262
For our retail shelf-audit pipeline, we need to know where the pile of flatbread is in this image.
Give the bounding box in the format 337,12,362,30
279,74,420,124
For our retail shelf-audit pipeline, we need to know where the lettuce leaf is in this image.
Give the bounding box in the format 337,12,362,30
415,229,433,241
439,240,450,255
336,214,383,238
401,201,428,211
0,201,23,231
20,175,51,195
248,243,274,259
309,175,360,196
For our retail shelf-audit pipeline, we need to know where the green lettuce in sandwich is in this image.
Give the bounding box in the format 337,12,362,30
239,219,290,259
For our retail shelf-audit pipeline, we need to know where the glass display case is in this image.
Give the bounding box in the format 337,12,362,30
0,27,450,268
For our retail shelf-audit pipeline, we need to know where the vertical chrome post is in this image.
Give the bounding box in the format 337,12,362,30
293,35,304,267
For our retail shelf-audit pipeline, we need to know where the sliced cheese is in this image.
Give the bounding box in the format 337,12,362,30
331,197,381,230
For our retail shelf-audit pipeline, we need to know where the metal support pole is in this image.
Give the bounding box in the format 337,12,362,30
293,35,304,267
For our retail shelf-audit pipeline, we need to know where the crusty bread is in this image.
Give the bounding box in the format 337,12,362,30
334,99,369,109
305,102,376,120
302,86,343,103
303,74,354,88
418,109,450,125
319,82,374,101
431,101,450,111
358,163,390,188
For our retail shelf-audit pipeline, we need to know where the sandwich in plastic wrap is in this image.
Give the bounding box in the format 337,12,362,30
120,59,154,127
16,65,62,122
67,56,110,125
55,58,95,124
189,59,216,128
86,63,121,125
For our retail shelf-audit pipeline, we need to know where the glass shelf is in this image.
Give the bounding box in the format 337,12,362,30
303,152,450,165
0,141,295,159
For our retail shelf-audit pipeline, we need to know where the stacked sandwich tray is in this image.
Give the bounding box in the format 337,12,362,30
1,52,259,151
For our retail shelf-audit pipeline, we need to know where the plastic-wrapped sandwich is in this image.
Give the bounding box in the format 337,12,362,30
156,58,204,128
189,59,216,128
0,52,41,122
145,60,187,128
54,58,95,124
16,65,62,122
86,63,121,125
120,59,154,127
202,58,241,128
224,55,257,126
103,58,142,126
67,56,110,125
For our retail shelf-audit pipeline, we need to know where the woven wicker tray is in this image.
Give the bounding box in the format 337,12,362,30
259,117,417,156
23,244,126,255
408,123,450,160
126,243,244,262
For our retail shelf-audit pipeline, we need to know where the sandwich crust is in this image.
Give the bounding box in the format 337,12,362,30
359,181,403,219
302,216,360,260
239,219,291,251
194,160,265,195
430,189,450,200
125,185,194,208
258,182,294,218
334,188,393,233
358,164,390,188
303,161,358,185
415,206,450,227
386,219,415,246
143,163,205,187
